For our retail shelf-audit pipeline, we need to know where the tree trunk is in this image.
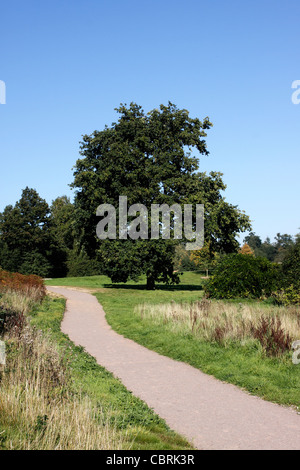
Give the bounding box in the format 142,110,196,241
146,275,155,290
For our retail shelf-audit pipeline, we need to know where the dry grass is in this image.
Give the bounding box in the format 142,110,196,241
0,288,40,316
0,269,46,302
136,299,300,354
0,292,128,450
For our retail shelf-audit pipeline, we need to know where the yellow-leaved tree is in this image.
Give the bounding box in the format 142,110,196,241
238,243,255,256
190,241,220,276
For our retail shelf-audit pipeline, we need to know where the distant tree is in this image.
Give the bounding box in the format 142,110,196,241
66,245,100,277
0,188,52,274
173,244,197,272
259,237,277,261
49,196,101,277
19,251,52,278
49,196,75,277
244,232,262,251
0,234,20,272
0,187,65,277
0,189,50,253
282,236,300,287
50,196,75,252
190,241,220,275
244,231,296,262
273,233,295,263
238,243,255,256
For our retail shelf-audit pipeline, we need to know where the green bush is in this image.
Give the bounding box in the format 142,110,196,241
204,253,280,299
66,247,100,277
19,252,52,278
271,284,300,305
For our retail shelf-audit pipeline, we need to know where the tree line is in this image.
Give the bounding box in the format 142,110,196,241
0,189,99,278
0,102,298,289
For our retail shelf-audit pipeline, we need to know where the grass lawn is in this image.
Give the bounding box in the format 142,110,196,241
45,271,205,290
45,272,300,410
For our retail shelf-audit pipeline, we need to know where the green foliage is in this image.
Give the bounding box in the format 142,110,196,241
269,237,300,305
66,246,100,277
271,285,300,305
173,245,197,272
0,188,51,255
97,239,180,289
282,236,300,288
244,231,296,262
273,233,295,263
71,102,250,288
0,188,67,277
19,251,52,278
190,241,220,274
50,196,75,252
204,253,280,299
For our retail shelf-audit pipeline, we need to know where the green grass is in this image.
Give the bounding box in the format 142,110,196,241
30,296,193,450
45,271,205,291
45,273,300,410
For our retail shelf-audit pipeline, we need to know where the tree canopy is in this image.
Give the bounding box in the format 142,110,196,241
0,189,69,277
244,231,296,262
282,235,300,287
71,102,251,288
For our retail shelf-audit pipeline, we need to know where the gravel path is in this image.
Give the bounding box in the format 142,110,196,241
47,286,300,450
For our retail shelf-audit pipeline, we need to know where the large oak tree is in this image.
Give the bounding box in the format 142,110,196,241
71,102,251,289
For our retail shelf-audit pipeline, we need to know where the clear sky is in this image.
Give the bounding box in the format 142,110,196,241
0,0,299,243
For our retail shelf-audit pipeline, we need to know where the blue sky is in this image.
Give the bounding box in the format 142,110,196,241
0,0,299,242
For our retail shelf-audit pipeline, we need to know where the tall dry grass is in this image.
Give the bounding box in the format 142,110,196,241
136,299,300,355
0,291,128,450
0,288,40,316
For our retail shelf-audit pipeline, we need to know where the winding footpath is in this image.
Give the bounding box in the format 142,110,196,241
47,286,300,450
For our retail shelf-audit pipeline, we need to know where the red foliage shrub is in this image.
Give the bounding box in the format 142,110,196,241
250,315,292,357
0,268,46,302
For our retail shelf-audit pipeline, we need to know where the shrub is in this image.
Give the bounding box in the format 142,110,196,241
0,269,46,302
0,269,46,335
66,247,100,277
271,285,300,305
19,252,52,278
204,253,280,299
250,316,292,356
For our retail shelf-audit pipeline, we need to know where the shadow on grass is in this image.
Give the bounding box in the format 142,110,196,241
103,283,204,291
